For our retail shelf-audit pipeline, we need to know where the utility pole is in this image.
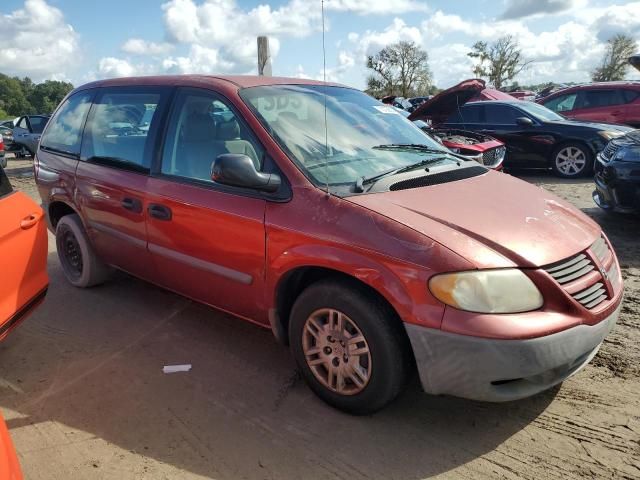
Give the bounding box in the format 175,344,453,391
257,36,272,76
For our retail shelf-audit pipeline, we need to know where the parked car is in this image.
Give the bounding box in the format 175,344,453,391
0,135,5,169
0,412,22,480
36,76,622,414
0,125,25,158
506,89,535,101
405,96,431,113
408,80,525,169
593,130,640,213
537,82,640,128
0,164,48,480
12,115,50,156
0,165,48,342
442,98,632,177
0,119,16,129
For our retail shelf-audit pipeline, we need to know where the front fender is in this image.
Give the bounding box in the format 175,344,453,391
267,242,445,330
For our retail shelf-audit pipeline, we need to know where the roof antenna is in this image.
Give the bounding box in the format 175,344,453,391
321,0,329,196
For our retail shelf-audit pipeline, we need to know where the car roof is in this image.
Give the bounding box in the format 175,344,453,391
548,81,640,96
465,100,526,107
76,75,346,92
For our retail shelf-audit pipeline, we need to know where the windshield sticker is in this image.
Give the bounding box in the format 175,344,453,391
373,105,400,115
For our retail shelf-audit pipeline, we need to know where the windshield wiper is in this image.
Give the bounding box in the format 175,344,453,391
372,144,448,155
354,157,446,192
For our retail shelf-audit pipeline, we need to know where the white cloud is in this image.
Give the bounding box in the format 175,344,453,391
324,0,429,15
500,0,586,20
98,57,140,77
0,0,79,81
121,38,174,56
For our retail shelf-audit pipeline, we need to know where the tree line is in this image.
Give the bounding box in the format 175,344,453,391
366,33,638,98
0,74,73,120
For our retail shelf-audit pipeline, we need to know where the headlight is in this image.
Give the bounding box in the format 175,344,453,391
429,269,543,314
599,131,624,141
614,146,640,163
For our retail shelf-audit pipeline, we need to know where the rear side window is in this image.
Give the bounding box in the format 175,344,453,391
543,93,577,112
0,166,12,198
580,89,624,108
82,91,161,171
447,105,482,124
29,116,48,134
484,104,520,124
41,92,93,155
17,117,28,130
622,89,640,103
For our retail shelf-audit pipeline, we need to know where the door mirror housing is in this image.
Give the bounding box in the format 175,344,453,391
211,154,281,193
515,117,534,127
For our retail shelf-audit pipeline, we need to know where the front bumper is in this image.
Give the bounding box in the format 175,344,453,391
593,154,640,213
404,303,620,402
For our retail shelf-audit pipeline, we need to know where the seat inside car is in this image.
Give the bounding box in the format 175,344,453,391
178,113,259,181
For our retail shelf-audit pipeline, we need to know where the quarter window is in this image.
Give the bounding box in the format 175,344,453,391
17,117,28,130
82,92,160,170
622,89,640,103
41,93,93,155
161,90,263,183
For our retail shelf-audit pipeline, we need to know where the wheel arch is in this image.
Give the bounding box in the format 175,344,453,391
48,200,80,230
270,262,415,350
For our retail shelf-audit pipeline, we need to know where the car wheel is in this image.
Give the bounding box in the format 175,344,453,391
551,143,592,178
289,279,411,415
56,214,112,287
0,157,6,169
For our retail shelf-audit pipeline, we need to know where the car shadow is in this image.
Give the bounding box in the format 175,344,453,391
0,253,556,479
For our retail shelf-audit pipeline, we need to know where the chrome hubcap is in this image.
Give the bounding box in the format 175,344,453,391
302,309,371,395
556,147,586,175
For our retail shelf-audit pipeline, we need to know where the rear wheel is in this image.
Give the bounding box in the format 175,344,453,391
56,214,112,287
289,279,410,415
551,143,592,178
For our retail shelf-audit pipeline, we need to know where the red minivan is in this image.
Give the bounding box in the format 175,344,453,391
35,76,623,414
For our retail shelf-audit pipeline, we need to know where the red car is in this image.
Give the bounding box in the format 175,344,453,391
35,76,622,414
0,163,48,479
409,79,508,169
537,82,640,128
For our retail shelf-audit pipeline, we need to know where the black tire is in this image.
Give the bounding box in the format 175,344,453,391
289,278,411,415
56,214,112,287
551,142,593,178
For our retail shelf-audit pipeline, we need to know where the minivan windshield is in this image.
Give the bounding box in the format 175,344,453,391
240,85,456,189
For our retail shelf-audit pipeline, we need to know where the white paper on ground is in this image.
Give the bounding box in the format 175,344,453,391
162,364,192,374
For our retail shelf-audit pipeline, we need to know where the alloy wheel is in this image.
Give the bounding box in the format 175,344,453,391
555,146,586,176
302,308,372,395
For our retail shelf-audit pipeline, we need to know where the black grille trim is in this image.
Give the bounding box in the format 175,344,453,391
390,166,488,191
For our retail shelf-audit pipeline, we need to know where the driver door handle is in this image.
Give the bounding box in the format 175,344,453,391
148,204,172,221
20,212,43,229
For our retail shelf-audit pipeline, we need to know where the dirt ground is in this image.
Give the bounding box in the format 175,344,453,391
2,155,639,479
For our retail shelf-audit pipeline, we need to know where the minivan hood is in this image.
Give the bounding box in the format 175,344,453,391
349,170,600,268
409,79,514,124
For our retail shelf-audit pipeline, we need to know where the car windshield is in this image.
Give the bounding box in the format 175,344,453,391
240,85,455,188
516,101,564,122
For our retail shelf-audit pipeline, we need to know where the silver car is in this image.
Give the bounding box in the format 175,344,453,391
12,115,50,156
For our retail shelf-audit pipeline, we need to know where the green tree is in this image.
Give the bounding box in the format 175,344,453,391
0,73,74,118
28,80,74,114
592,34,638,82
468,35,530,89
366,41,432,98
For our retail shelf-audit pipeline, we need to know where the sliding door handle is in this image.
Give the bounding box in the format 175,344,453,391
148,203,172,221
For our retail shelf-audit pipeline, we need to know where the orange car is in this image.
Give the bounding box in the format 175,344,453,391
0,164,48,479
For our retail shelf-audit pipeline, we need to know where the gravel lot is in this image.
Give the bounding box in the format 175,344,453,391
2,156,639,480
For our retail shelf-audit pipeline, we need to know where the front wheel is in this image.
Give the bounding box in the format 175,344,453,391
551,143,592,178
289,279,411,415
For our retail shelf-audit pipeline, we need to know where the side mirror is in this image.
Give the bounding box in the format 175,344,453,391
515,117,534,127
211,154,281,193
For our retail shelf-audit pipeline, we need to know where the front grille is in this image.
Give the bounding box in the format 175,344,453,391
600,142,620,162
543,235,617,310
389,166,487,191
482,146,506,167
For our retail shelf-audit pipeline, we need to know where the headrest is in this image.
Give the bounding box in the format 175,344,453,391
217,118,240,140
183,113,216,142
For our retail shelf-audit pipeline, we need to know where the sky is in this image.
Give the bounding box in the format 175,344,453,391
1,0,639,90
